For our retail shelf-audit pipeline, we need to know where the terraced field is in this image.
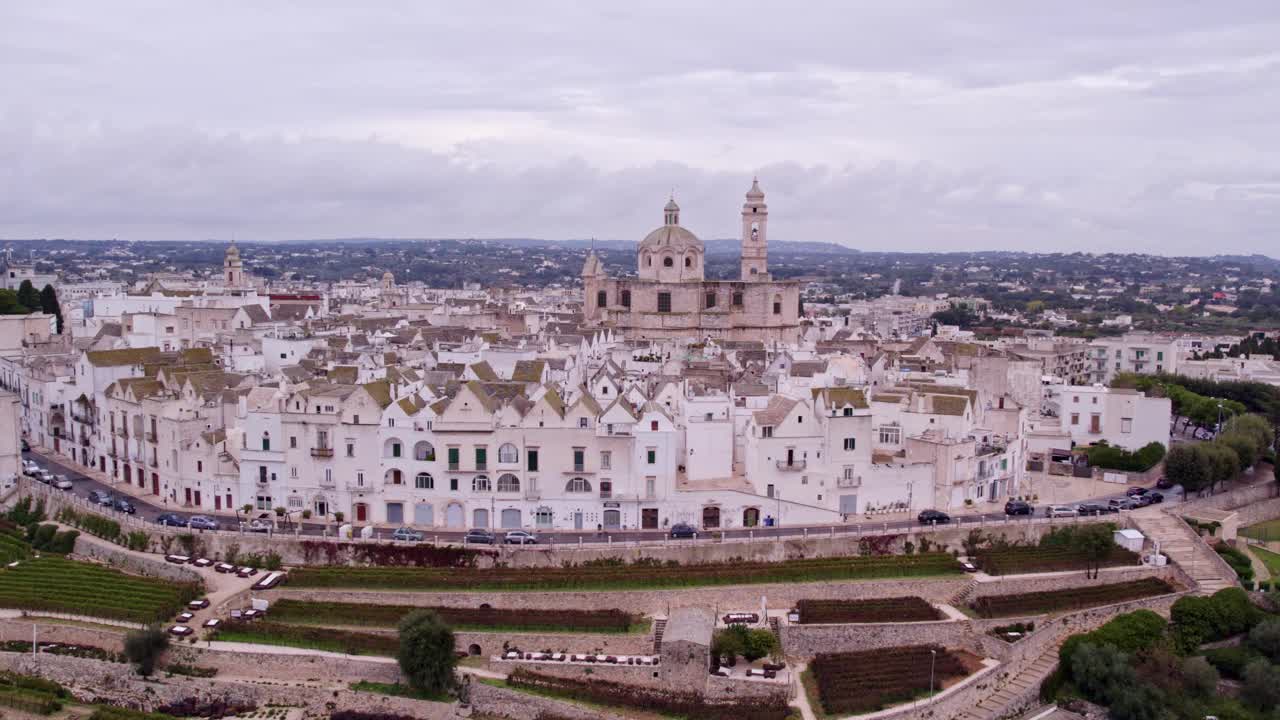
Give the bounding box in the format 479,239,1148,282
290,553,963,591
0,557,201,624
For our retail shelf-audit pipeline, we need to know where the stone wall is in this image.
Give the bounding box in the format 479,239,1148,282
270,576,972,616
469,679,635,720
493,658,660,688
458,628,654,658
781,617,978,659
166,644,403,684
0,652,454,718
864,660,1003,720
1182,480,1279,513
72,534,204,585
1235,496,1280,528
968,564,1180,599
0,619,124,650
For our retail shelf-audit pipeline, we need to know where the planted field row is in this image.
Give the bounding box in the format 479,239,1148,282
506,668,791,720
289,553,962,592
973,546,1139,576
214,620,397,656
809,645,969,715
795,597,942,624
0,557,201,624
971,577,1174,618
268,599,641,633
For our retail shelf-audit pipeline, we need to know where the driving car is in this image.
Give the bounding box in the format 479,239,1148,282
1108,498,1138,511
53,476,73,491
245,518,272,533
88,490,113,505
1045,505,1078,518
1004,500,1033,516
463,528,495,545
156,513,188,527
392,526,424,542
504,530,538,545
34,470,54,484
114,498,136,514
1075,503,1112,516
1156,476,1175,490
917,509,951,525
1125,487,1149,497
669,522,698,539
188,515,219,531
1136,492,1165,507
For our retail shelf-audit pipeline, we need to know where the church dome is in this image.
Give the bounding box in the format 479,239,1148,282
639,223,703,254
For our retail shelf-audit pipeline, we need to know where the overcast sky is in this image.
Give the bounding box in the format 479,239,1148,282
2,2,1278,254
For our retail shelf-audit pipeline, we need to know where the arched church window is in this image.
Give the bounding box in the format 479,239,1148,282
596,290,607,308
663,256,674,268
645,254,652,267
684,256,692,268
773,295,782,315
621,290,631,308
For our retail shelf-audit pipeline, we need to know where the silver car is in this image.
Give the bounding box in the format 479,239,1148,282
53,476,73,491
1045,505,1077,518
392,527,424,542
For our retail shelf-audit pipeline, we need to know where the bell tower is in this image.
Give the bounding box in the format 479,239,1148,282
224,241,244,287
740,177,768,280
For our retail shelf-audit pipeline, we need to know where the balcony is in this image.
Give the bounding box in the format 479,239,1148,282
311,447,334,458
319,476,336,488
776,460,807,471
78,435,90,447
345,480,378,493
149,458,158,469
145,432,157,443
475,463,488,472
114,428,128,438
837,476,860,488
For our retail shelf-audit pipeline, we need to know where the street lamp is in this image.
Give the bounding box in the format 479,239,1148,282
929,648,937,700
1216,402,1224,435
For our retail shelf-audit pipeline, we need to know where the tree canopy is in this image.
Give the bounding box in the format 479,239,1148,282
396,609,456,694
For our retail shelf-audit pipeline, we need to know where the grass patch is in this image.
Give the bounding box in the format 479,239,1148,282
215,621,395,656
1248,545,1280,578
0,556,201,624
349,680,450,703
1241,519,1280,542
290,553,962,592
269,599,647,634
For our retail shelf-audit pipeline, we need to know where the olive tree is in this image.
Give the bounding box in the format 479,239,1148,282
397,610,456,694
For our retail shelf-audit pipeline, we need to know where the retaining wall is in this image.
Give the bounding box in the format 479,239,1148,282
268,576,973,616
468,679,634,720
72,534,204,585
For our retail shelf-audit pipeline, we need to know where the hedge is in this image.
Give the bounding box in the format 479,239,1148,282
1083,441,1166,473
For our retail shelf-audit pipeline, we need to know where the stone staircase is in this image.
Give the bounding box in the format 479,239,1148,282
959,641,1062,720
652,617,668,654
1130,510,1236,594
949,578,979,609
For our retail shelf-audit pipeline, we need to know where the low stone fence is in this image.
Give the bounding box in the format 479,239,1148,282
1235,496,1280,529
457,628,654,658
860,659,1003,720
0,619,124,651
269,576,973,616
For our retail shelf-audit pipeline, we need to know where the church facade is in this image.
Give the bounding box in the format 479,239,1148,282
582,179,802,344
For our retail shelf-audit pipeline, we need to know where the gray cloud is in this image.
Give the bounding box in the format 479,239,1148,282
1,1,1278,253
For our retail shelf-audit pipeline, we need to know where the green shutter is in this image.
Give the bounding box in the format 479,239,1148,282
528,450,539,471
448,447,459,465
476,448,487,466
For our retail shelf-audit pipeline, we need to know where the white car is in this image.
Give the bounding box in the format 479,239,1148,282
1045,505,1078,518
53,476,73,491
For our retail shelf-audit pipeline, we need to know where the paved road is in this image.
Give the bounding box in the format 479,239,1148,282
21,449,1187,546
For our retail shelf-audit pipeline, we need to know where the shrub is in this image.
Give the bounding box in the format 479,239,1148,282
1085,442,1166,472
713,625,777,662
397,610,455,694
1247,617,1280,662
1171,588,1262,651
123,627,169,676
1061,610,1167,668
1181,656,1220,697
1213,542,1255,582
125,531,149,552
1241,659,1280,711
1203,646,1258,680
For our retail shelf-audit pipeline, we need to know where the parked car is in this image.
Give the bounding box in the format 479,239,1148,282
1125,487,1149,497
188,515,219,531
20,439,30,452
1108,498,1138,511
245,518,272,533
917,510,951,525
504,530,538,545
392,526,424,542
34,470,54,484
669,522,698,539
114,498,136,514
236,566,259,578
21,461,38,476
53,476,73,491
156,513,188,527
1136,492,1165,507
1046,505,1078,518
1155,476,1175,490
463,528,495,545
1004,500,1033,516
213,562,236,574
88,490,112,505
167,625,193,637
1075,503,1112,516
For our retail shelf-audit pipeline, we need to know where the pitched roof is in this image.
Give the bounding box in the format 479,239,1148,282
327,366,358,384
362,380,393,409
511,359,546,383
242,304,271,324
753,395,799,426
469,361,499,382
812,387,869,410
85,347,164,367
